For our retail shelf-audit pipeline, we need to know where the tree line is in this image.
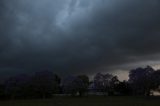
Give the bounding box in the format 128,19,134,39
0,66,160,99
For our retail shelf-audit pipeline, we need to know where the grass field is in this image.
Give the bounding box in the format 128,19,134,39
0,96,160,106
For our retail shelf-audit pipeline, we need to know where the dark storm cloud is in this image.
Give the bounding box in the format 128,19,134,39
0,0,160,76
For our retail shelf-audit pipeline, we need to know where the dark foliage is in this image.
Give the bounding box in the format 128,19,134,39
0,66,160,99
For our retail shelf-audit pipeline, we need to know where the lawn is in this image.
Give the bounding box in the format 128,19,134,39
0,96,160,106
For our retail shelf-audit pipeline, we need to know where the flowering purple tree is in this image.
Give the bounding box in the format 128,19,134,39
93,73,119,94
128,66,155,96
93,73,105,91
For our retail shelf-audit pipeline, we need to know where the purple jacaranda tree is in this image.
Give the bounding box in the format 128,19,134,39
93,73,119,94
93,73,105,91
62,76,86,96
128,66,155,96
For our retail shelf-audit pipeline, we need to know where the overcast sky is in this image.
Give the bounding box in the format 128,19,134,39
0,0,160,80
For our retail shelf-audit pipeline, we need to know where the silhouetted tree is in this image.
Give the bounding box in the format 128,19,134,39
62,76,86,96
93,73,119,95
114,80,131,95
5,74,31,99
77,75,89,95
151,70,160,91
2,65,160,99
129,66,155,96
28,70,61,98
108,76,120,95
93,73,106,92
0,84,5,99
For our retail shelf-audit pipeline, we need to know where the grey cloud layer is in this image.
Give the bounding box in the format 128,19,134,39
0,0,160,76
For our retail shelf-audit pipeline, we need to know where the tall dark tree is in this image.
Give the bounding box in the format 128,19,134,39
62,76,86,96
94,73,114,92
128,66,155,96
151,70,160,91
29,70,61,98
108,76,120,95
77,75,89,95
114,81,131,95
0,84,5,99
5,74,31,99
93,73,119,95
